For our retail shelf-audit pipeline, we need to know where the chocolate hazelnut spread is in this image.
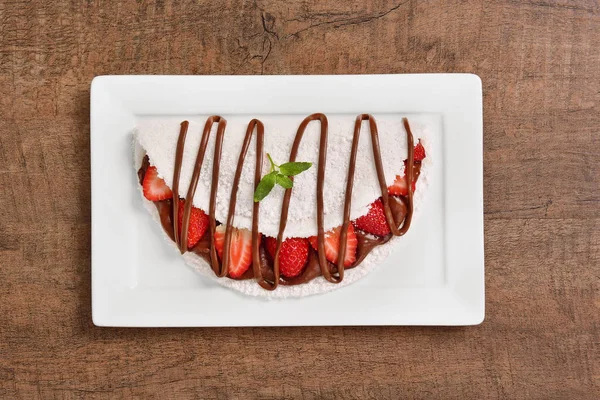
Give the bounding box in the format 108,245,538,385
138,114,421,290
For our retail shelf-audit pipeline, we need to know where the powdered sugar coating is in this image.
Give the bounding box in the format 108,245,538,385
135,114,432,239
133,114,435,299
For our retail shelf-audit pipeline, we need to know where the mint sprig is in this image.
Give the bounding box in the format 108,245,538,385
253,153,312,202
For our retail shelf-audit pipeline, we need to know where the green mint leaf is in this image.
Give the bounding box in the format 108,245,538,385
253,171,277,202
255,154,310,201
279,162,312,176
275,174,293,189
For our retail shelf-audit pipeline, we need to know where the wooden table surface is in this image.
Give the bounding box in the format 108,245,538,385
1,0,599,398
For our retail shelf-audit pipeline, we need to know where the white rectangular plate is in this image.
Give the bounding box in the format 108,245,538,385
91,74,484,327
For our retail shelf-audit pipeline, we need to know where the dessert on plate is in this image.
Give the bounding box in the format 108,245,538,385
134,113,432,298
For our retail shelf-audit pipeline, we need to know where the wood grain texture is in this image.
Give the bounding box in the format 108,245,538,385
1,0,599,398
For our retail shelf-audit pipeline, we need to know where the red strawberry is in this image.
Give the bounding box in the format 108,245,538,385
388,173,416,196
308,224,357,267
414,141,426,161
353,198,390,236
214,225,257,278
178,200,209,249
265,237,309,278
142,166,172,201
387,143,424,196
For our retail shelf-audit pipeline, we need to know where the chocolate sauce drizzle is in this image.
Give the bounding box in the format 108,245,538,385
140,114,419,291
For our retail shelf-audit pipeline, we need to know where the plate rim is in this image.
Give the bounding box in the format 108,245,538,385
91,73,484,327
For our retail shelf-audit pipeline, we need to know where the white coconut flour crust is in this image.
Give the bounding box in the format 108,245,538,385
133,114,434,299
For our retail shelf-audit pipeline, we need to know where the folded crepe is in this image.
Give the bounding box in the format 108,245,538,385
133,114,434,298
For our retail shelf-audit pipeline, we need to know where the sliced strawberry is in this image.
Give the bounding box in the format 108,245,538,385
308,224,357,267
414,141,426,162
387,142,425,196
142,166,172,201
353,198,390,236
265,237,309,278
388,173,416,196
214,225,257,278
214,226,225,256
178,200,209,249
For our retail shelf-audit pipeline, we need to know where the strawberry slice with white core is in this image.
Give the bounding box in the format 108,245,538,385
214,225,256,278
142,166,172,201
308,224,358,267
